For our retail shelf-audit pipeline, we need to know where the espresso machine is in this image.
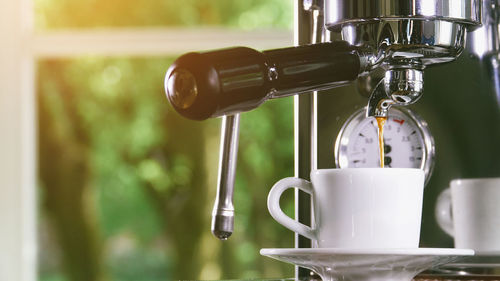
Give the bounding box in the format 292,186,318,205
165,0,500,279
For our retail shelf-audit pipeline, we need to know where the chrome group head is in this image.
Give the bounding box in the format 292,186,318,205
325,0,481,117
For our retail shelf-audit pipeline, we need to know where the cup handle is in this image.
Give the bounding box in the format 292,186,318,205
435,188,454,237
267,177,316,240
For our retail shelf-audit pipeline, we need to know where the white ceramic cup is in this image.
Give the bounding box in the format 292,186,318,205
267,168,425,248
435,178,500,251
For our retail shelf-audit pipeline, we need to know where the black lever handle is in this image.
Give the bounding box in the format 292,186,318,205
164,41,361,120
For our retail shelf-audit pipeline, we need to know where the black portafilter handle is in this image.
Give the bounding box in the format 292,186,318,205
164,41,362,120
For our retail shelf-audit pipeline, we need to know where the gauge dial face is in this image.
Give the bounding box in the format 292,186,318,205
335,107,434,180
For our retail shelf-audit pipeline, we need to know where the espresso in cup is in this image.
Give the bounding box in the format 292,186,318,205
267,168,425,249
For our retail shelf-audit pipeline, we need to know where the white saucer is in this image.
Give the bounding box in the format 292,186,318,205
260,248,474,281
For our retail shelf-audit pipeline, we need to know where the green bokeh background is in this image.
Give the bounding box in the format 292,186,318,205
36,1,296,280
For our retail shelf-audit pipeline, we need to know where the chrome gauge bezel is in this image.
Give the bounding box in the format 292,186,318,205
334,107,435,185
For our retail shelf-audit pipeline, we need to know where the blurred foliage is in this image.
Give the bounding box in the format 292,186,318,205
36,1,295,281
35,0,293,30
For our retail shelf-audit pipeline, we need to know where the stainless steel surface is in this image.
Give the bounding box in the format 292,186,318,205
295,0,320,278
367,68,424,117
325,0,482,120
162,1,500,279
384,68,424,104
367,79,397,117
429,266,500,276
415,274,500,280
316,34,500,252
295,0,486,279
325,0,481,29
211,114,240,240
304,0,323,51
470,0,500,106
340,19,469,67
470,0,500,58
327,0,481,70
303,0,323,13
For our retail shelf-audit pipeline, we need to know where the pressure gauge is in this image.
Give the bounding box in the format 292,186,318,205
335,107,435,183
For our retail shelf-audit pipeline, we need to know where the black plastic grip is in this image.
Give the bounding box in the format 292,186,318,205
165,42,361,120
263,42,361,95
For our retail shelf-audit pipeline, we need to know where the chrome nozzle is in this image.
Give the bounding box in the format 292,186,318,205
211,114,240,240
367,68,424,118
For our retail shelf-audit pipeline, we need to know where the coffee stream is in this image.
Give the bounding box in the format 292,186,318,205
376,117,387,168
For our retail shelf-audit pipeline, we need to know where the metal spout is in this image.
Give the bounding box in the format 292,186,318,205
211,114,240,240
367,79,394,118
367,68,424,118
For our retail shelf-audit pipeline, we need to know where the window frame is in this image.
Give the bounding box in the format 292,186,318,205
0,1,292,280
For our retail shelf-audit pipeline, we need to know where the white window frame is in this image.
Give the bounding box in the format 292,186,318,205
0,1,292,280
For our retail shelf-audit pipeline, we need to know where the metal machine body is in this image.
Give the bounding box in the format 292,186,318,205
311,0,500,238
165,0,482,241
306,0,500,277
329,1,480,117
164,0,500,278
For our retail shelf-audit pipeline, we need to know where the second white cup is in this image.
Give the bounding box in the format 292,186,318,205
267,168,425,249
435,177,500,251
